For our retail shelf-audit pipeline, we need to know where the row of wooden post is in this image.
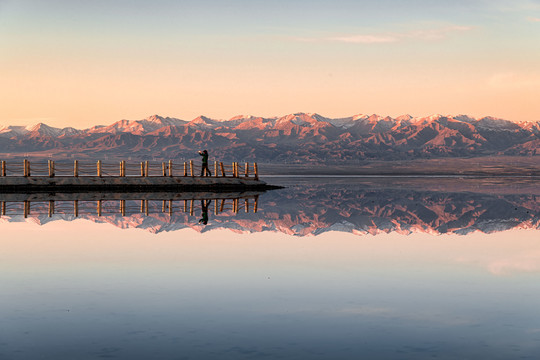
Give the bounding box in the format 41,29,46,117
0,197,258,218
0,160,259,179
0,159,259,180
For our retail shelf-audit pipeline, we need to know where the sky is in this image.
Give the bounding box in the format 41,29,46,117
1,0,540,128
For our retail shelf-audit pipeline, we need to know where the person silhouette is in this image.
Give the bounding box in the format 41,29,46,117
199,199,211,225
198,150,211,176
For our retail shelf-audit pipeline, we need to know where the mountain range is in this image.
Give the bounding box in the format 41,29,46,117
0,113,538,162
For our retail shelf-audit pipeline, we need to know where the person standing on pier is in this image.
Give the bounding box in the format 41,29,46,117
199,149,211,176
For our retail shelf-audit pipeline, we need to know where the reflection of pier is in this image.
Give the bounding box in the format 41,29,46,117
0,192,260,218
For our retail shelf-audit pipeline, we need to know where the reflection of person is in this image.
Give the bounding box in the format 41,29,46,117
199,199,211,225
198,150,211,176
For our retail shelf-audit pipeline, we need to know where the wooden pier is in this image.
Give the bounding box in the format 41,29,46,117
0,159,273,192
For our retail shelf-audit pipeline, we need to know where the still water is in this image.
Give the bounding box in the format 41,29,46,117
1,177,539,359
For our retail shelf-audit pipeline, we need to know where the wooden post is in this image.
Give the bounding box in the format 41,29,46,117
183,162,187,177
1,201,5,216
245,162,249,177
120,161,124,177
24,200,29,218
254,195,258,213
245,198,249,213
121,200,126,216
162,200,166,213
220,199,225,213
144,200,149,216
140,162,145,176
162,162,166,177
190,199,194,216
233,198,238,213
145,161,149,177
97,200,102,216
120,161,126,177
48,160,53,177
74,160,79,177
74,200,79,217
190,160,194,177
232,162,236,177
169,200,173,216
214,199,218,215
220,162,225,177
184,199,187,212
97,160,102,177
1,160,5,177
254,162,259,180
169,160,173,177
140,200,145,213
23,159,28,177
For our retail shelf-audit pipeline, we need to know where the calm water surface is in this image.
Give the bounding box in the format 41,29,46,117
1,177,539,359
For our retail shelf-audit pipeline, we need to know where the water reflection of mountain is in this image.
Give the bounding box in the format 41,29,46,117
0,178,538,235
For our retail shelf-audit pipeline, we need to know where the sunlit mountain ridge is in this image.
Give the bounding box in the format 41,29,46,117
0,113,538,161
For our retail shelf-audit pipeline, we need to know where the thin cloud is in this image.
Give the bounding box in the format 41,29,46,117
327,34,398,44
527,16,540,21
300,25,473,44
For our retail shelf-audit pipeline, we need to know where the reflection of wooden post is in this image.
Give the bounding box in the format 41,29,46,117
24,200,29,218
189,161,194,177
169,160,173,177
97,160,102,177
1,160,5,176
214,161,218,177
121,200,126,216
254,162,259,180
169,200,173,216
74,160,79,177
183,162,187,176
220,199,225,213
74,200,79,217
245,162,249,177
97,200,102,216
220,162,225,177
140,162,145,176
145,200,149,216
254,195,259,213
145,161,149,177
48,200,54,217
190,199,194,216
